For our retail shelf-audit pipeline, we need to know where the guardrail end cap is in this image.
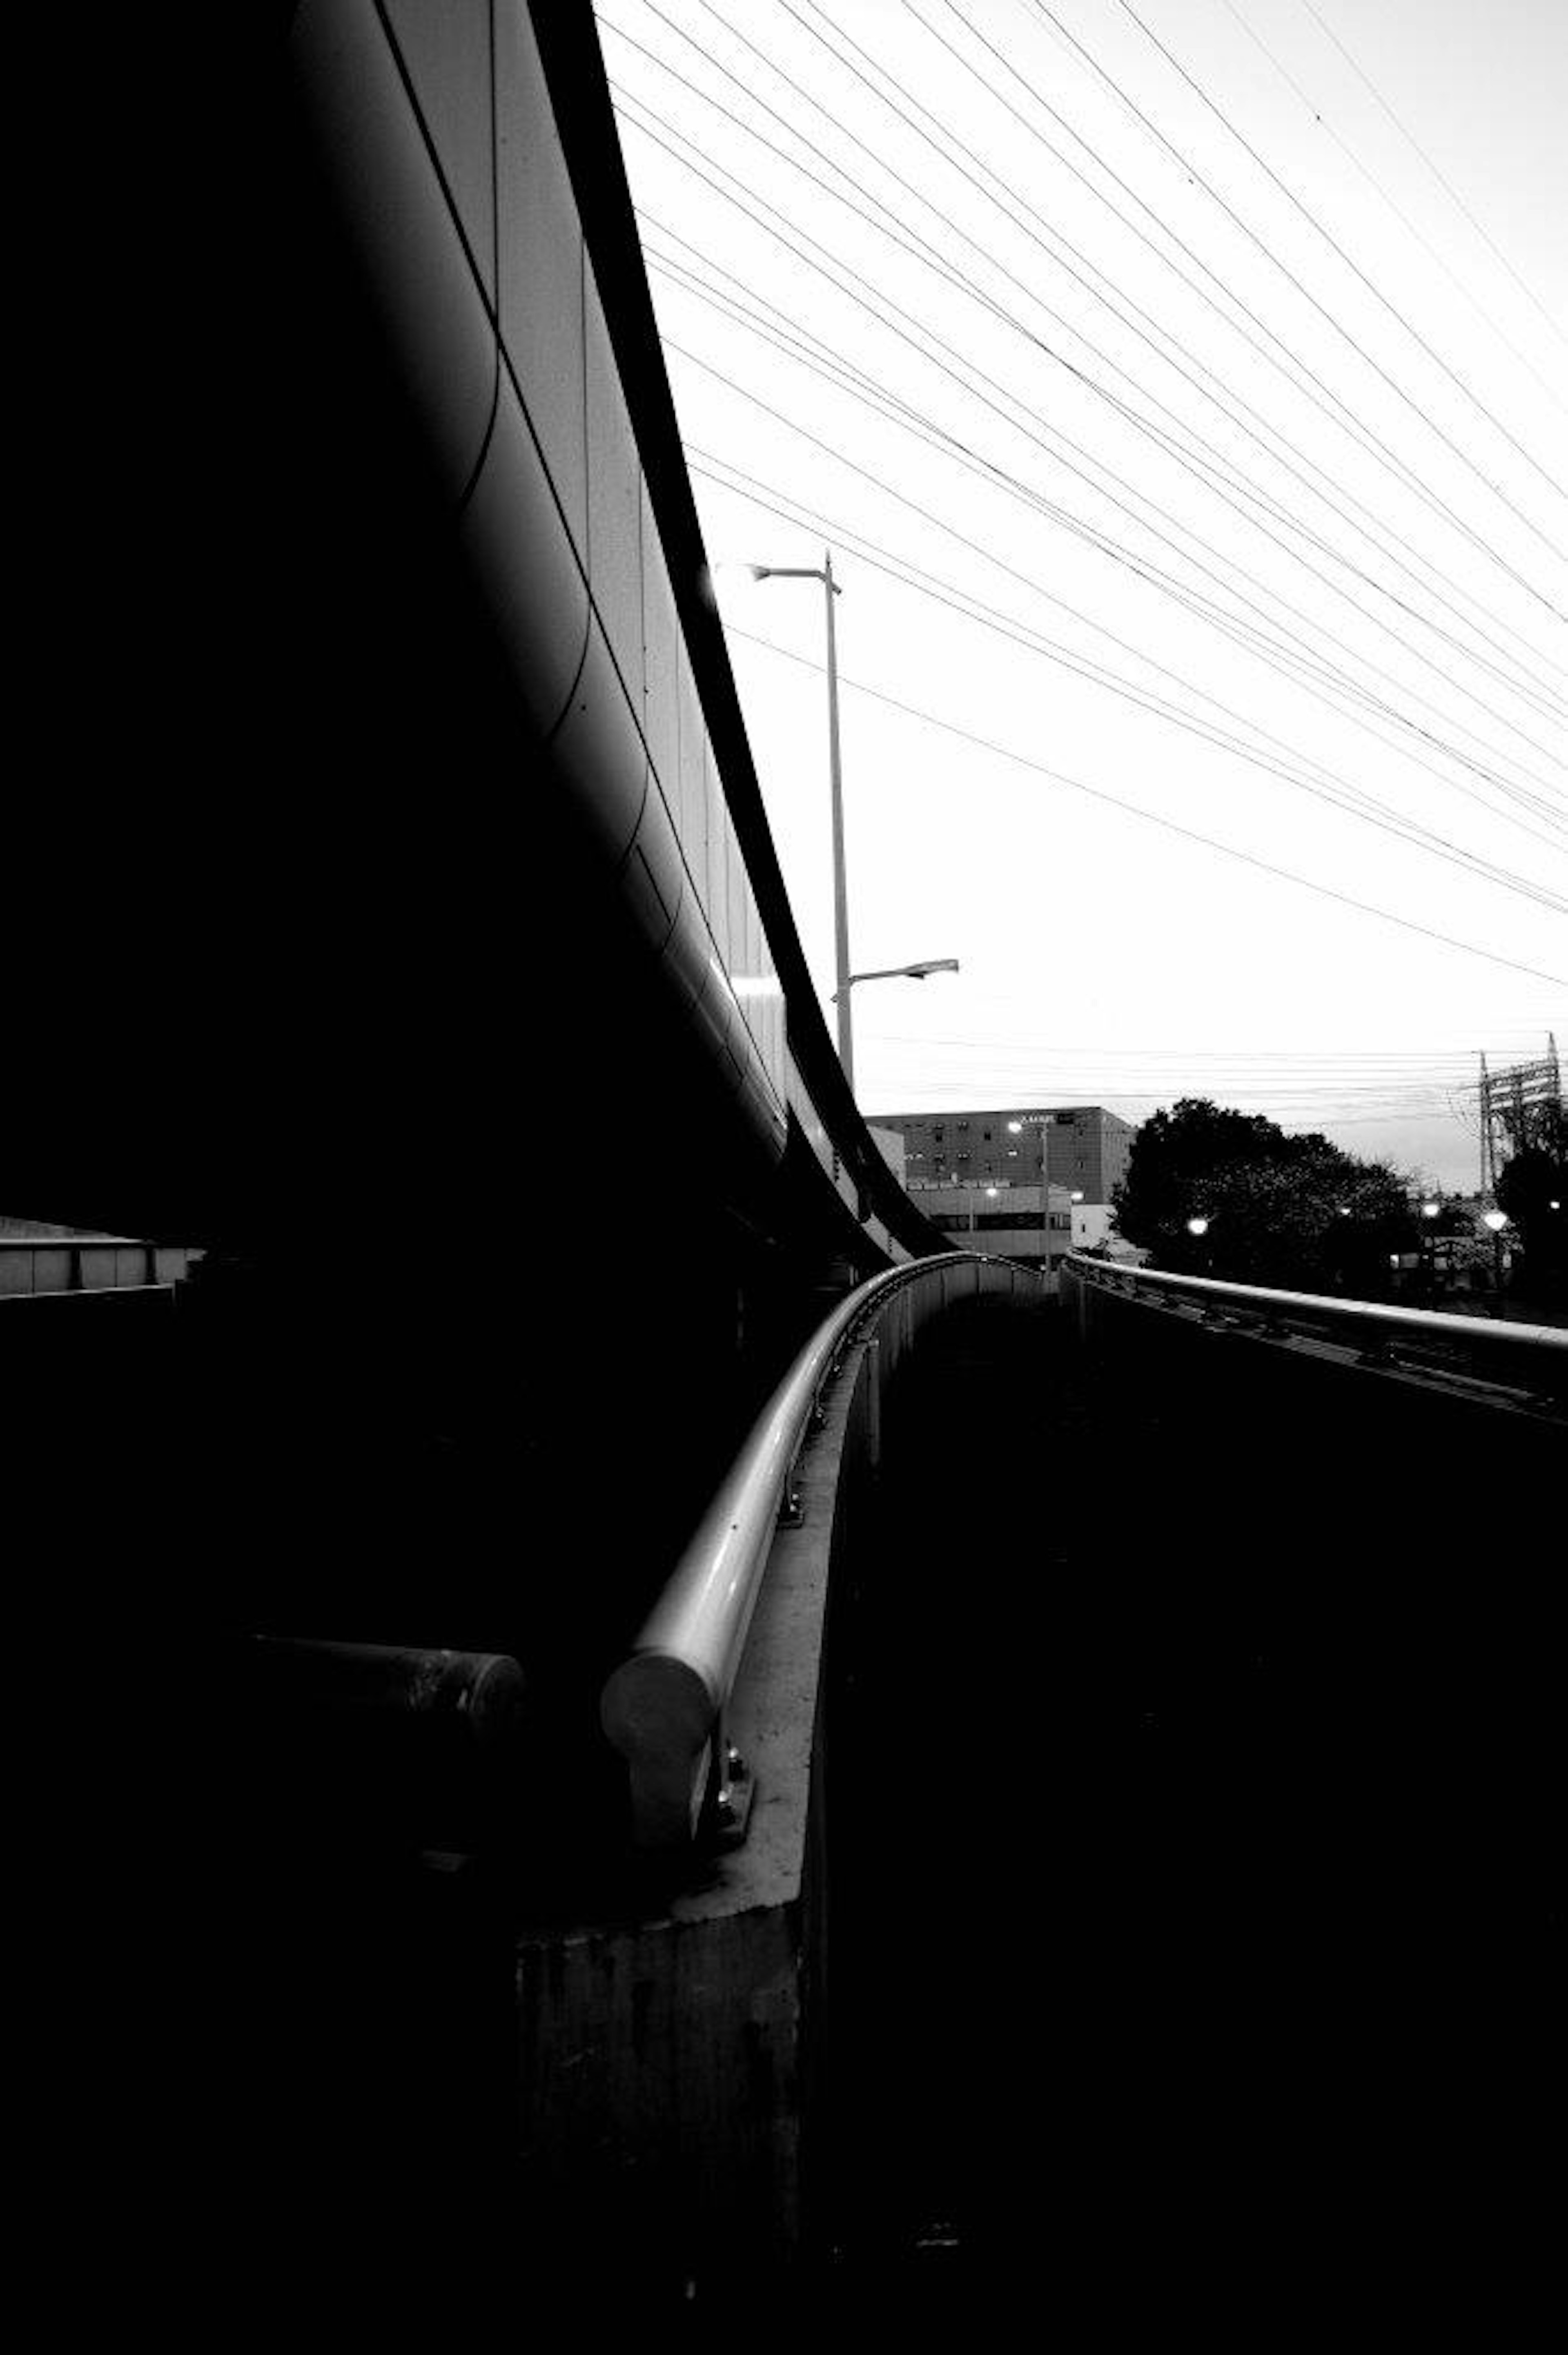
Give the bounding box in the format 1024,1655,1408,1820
600,1650,716,1763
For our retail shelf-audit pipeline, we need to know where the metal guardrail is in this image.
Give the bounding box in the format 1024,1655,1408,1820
1064,1254,1568,1405
0,1238,197,1296
601,1250,1042,1851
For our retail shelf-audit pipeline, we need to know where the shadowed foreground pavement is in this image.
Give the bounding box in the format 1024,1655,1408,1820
819,1291,1560,2333
16,1284,1554,2339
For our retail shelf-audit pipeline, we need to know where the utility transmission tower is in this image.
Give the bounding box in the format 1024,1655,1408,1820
1478,1034,1561,1191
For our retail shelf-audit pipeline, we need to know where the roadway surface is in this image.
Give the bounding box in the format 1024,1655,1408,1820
819,1289,1559,2333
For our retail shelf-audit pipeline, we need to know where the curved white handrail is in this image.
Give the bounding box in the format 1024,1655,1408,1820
1065,1255,1568,1382
601,1251,1034,1846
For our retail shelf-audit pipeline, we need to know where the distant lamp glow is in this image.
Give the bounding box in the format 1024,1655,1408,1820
984,1186,998,1199
1186,1216,1210,1238
1007,1120,1024,1135
1550,1200,1562,1212
1421,1200,1440,1219
1482,1209,1509,1233
1336,1204,1351,1217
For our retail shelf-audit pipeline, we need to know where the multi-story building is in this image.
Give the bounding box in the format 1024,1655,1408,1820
872,1105,1138,1204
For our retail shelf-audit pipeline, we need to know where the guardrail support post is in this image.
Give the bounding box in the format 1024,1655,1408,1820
706,1721,755,1850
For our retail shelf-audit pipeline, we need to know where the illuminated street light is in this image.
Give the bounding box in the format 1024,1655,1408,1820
1003,1116,1052,1274
1482,1206,1509,1293
1421,1201,1440,1219
1185,1216,1210,1238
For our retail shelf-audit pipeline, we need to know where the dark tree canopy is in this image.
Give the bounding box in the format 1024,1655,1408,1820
1495,1102,1568,1293
1113,1097,1417,1291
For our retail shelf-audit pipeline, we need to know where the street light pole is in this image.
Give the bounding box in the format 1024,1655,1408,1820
750,555,852,1088
822,551,852,1091
1007,1115,1051,1275
1039,1121,1049,1271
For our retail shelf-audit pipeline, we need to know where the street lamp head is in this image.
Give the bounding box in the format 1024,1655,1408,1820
1186,1216,1210,1238
1482,1209,1508,1233
1007,1120,1024,1135
1421,1201,1440,1218
833,956,961,1001
1070,1189,1084,1202
745,560,835,587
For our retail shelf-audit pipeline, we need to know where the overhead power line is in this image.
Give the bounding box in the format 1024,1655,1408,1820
1294,0,1568,355
715,618,1568,992
788,0,1568,648
1112,0,1567,512
628,2,1568,760
1213,0,1568,417
615,7,1568,743
644,222,1568,848
855,1047,1467,1097
914,0,1568,716
614,94,1568,823
672,369,1568,917
1022,0,1568,619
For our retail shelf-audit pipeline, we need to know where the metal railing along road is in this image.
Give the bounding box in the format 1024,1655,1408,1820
0,1238,198,1296
1065,1254,1568,1407
601,1250,1042,1851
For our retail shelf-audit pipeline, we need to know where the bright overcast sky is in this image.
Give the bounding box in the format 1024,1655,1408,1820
600,0,1567,1191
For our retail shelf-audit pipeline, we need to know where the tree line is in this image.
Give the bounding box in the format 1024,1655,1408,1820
1107,1097,1568,1302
